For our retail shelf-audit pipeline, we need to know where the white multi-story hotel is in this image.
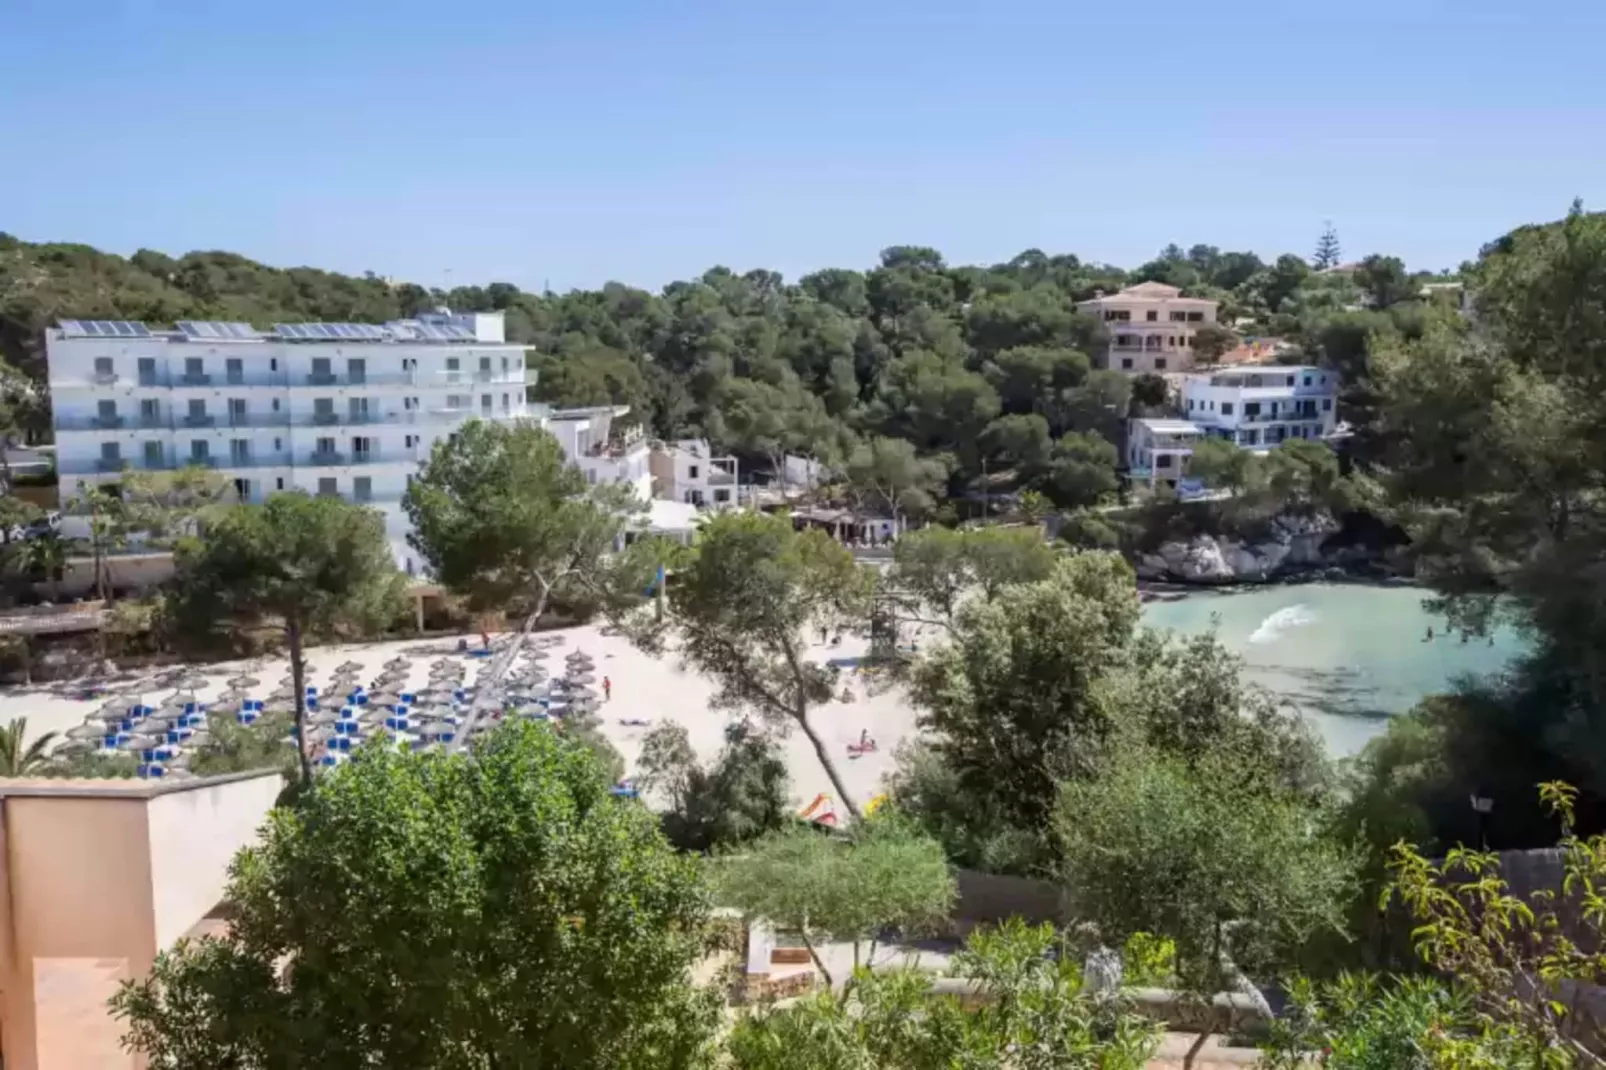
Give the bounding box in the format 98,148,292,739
47,314,541,575
1180,365,1340,449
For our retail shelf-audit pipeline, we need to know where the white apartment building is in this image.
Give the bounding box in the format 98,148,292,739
649,439,739,508
1077,282,1219,374
47,314,536,575
1181,365,1340,449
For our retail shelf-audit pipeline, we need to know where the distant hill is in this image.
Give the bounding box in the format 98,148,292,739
0,235,493,382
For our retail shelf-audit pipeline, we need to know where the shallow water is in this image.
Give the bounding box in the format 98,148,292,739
1141,583,1526,757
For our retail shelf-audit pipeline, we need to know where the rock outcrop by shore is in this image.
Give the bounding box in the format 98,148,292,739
1133,512,1379,585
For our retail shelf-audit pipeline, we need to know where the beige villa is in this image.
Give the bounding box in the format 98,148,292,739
1077,282,1220,374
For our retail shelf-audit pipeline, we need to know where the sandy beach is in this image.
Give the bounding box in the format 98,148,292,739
1,623,929,813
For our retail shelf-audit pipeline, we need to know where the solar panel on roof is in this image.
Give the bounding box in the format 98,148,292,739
225,322,260,339
58,320,85,336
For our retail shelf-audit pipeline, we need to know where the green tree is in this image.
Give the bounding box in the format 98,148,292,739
1382,782,1606,1067
118,465,234,542
911,553,1141,831
888,525,1057,627
112,721,719,1070
636,719,791,853
1040,431,1119,510
844,436,948,526
1128,372,1169,413
1190,323,1239,368
1354,253,1416,310
713,819,956,988
1371,205,1606,817
0,717,56,775
1057,744,1357,1066
21,529,68,602
69,482,127,601
403,419,649,624
631,511,873,816
168,492,407,784
980,412,1053,476
529,345,650,412
725,919,1160,1070
1314,223,1342,270
1185,436,1254,496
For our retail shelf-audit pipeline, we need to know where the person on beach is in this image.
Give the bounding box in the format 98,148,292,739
602,676,612,701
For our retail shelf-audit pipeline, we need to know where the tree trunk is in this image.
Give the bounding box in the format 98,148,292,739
452,582,552,747
287,617,313,785
795,705,864,821
798,930,833,989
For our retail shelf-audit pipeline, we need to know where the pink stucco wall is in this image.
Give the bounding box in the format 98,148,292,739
0,771,283,1070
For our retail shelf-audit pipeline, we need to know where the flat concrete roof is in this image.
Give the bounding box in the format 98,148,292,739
0,768,283,799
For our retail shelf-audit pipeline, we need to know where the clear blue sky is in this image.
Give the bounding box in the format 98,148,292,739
3,0,1602,292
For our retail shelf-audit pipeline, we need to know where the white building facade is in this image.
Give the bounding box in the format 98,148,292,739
1180,365,1340,449
1125,417,1204,491
48,315,537,575
542,406,653,503
649,439,739,508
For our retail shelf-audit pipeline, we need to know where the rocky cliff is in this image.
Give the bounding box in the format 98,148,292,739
1134,512,1363,584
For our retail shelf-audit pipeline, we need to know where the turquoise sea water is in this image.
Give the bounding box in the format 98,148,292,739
1141,584,1526,757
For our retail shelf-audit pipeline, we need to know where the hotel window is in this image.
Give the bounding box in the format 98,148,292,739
1121,358,1133,370
353,476,373,502
1323,399,1333,411
100,442,122,465
142,441,164,468
94,356,115,380
1221,403,1234,416
1155,358,1167,370
137,357,158,385
226,358,244,385
317,478,338,497
190,440,210,463
1146,310,1158,321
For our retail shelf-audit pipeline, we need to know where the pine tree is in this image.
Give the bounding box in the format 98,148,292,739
1313,222,1342,270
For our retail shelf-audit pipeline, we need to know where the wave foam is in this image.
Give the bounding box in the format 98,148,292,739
1248,604,1314,645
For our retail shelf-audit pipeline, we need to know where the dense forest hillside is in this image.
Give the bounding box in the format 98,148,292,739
0,229,1453,507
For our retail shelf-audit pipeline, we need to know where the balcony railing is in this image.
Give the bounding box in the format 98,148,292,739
305,450,395,467
92,372,120,385
178,373,212,386
312,410,341,425
57,412,290,431
61,452,295,475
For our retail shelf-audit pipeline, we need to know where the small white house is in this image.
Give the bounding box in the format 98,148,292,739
648,439,739,508
1126,417,1204,490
